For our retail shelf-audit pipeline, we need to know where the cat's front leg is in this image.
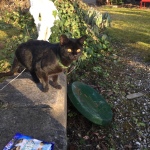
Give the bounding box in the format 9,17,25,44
51,75,62,89
36,71,49,92
41,76,49,92
42,81,49,92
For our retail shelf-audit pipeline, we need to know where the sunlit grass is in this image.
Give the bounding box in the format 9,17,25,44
100,7,150,60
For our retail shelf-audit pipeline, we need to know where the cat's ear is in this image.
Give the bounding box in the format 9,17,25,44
78,35,87,45
60,35,69,45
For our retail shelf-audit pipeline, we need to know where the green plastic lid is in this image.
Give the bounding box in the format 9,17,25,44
67,81,113,126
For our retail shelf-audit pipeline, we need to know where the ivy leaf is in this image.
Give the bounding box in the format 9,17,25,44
52,10,58,19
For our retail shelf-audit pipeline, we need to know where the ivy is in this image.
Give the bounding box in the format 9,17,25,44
0,0,112,80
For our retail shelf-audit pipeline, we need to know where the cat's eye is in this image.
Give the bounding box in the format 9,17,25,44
77,49,81,53
67,49,72,52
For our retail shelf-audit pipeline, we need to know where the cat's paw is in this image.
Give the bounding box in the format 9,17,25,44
43,86,49,92
52,83,62,89
49,81,62,89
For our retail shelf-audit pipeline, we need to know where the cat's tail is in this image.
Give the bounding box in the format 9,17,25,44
0,57,20,78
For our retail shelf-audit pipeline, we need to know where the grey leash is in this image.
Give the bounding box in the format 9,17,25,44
0,68,26,91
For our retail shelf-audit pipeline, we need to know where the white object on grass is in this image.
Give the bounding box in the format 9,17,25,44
29,0,59,41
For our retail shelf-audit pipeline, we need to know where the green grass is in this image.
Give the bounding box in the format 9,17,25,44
100,7,150,61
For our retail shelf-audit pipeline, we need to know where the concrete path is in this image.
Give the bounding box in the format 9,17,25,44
0,72,67,150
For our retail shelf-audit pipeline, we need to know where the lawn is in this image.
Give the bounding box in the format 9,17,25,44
100,6,150,61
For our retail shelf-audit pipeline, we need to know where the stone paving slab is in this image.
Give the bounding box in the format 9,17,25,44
0,72,67,150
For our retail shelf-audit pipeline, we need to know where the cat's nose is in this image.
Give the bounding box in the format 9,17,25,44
73,55,77,59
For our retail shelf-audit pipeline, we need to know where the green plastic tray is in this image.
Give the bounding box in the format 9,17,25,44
67,81,113,126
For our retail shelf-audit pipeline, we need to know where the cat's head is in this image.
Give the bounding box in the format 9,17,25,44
59,34,86,61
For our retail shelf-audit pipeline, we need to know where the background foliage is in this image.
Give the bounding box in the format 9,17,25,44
0,0,112,82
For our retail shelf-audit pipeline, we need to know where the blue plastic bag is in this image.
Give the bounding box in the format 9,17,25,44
3,133,54,150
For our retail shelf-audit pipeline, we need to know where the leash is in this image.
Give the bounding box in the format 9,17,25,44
0,68,26,91
67,65,76,75
67,58,82,75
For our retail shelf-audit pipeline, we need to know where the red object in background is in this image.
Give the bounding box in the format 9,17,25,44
140,0,150,8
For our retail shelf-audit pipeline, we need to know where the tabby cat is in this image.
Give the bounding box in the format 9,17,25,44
0,35,86,92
